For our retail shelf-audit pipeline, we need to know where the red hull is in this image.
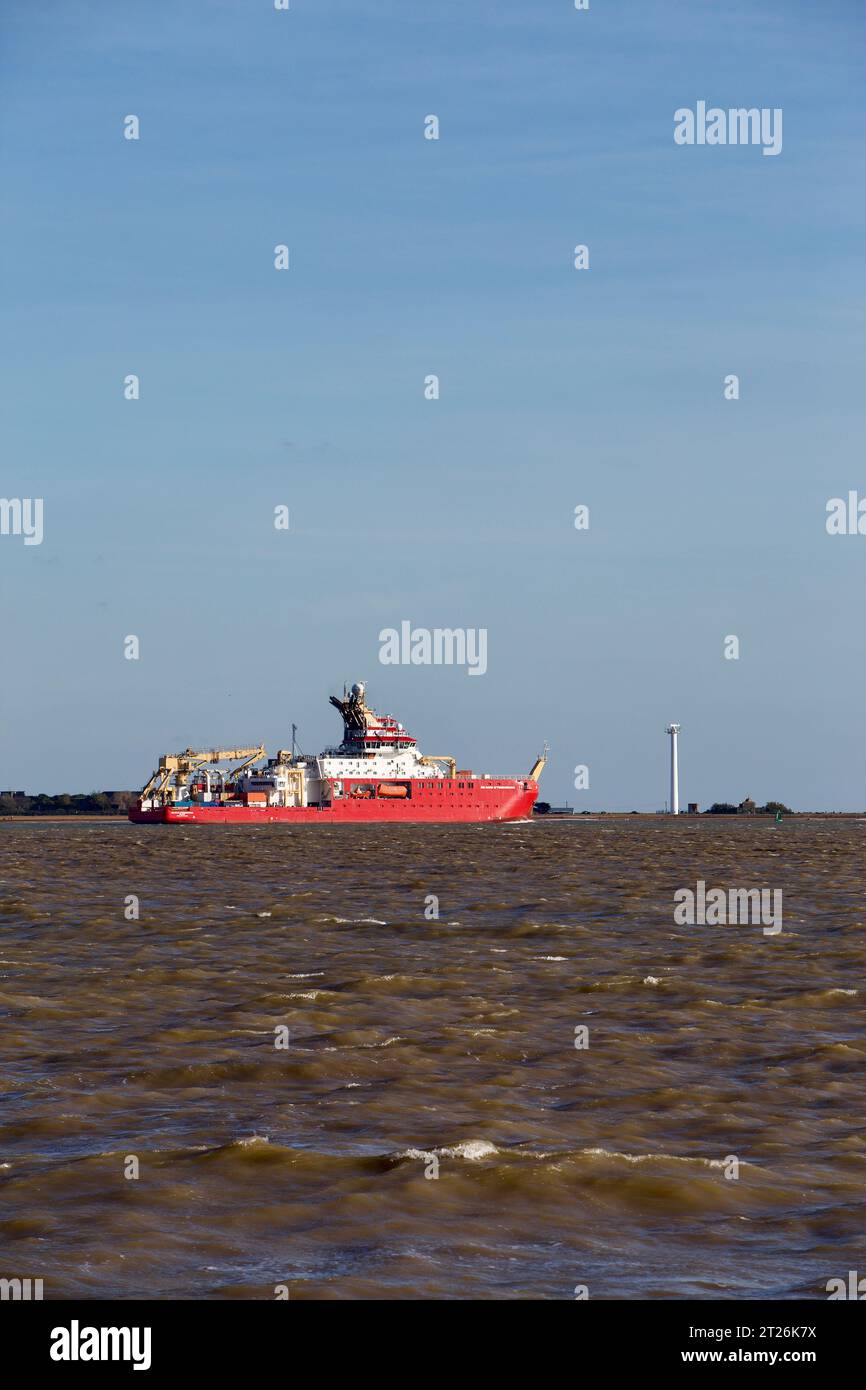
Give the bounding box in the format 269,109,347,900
130,779,537,825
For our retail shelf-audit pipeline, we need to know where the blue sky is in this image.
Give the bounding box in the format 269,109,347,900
1,0,864,808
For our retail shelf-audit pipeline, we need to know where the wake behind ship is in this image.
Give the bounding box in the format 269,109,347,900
130,683,545,824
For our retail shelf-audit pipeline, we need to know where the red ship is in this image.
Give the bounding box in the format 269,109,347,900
129,683,546,825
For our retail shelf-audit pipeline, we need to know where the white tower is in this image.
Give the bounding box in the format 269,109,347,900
665,724,681,815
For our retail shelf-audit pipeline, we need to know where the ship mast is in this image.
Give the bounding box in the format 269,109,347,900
329,681,373,736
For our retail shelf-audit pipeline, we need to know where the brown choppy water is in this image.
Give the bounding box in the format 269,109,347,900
0,818,863,1300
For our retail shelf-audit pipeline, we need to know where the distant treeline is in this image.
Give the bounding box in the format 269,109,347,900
0,792,138,816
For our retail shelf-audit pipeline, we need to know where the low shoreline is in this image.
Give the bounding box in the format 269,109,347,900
2,811,862,824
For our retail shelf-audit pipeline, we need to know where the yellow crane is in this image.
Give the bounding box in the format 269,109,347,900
528,742,549,782
419,754,457,779
420,745,548,783
141,746,265,800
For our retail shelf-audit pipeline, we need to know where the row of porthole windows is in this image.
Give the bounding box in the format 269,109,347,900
336,781,471,791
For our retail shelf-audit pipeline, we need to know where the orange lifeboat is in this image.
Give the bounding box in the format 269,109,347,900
377,782,409,798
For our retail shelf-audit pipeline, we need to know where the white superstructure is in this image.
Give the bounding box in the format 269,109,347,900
232,683,454,809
